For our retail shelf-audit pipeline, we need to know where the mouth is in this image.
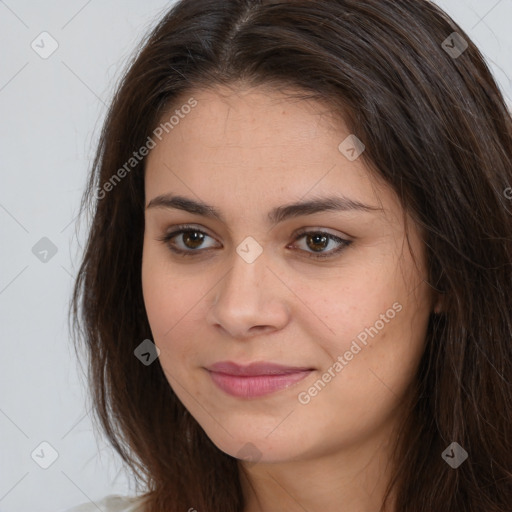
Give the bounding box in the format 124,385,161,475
205,361,315,398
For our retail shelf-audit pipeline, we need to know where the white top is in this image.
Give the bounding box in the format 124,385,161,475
63,494,146,512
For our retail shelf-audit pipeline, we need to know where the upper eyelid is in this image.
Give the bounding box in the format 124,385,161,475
163,223,351,241
162,225,351,256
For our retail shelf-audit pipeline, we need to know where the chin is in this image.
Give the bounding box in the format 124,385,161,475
198,416,315,465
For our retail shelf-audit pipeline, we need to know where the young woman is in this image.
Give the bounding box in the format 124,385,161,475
67,0,512,511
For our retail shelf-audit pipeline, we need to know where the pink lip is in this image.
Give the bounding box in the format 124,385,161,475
206,361,314,398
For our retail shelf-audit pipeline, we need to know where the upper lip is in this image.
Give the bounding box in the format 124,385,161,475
206,361,314,376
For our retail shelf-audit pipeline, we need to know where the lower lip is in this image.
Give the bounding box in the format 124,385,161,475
207,370,313,398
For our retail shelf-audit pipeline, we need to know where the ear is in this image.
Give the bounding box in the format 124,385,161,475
432,292,445,314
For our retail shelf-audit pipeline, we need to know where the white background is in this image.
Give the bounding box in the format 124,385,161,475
1,1,511,511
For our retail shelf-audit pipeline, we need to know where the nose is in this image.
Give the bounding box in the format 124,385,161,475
206,248,291,339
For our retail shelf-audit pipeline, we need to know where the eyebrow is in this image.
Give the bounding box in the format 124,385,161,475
145,193,383,225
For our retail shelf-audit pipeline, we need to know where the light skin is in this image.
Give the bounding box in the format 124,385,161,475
141,84,441,512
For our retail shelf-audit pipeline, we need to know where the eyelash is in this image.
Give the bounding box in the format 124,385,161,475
156,224,352,260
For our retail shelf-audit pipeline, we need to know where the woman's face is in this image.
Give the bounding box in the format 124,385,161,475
142,85,435,465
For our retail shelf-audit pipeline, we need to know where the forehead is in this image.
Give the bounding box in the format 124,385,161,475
144,85,398,223
161,84,348,151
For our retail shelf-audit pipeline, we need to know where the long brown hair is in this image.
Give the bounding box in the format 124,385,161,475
70,1,512,510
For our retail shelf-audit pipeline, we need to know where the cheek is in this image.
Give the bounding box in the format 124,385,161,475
294,310,428,451
141,245,212,366
308,269,429,397
319,291,428,408
303,274,403,356
142,244,186,340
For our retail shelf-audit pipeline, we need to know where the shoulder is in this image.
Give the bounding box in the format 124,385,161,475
62,494,147,512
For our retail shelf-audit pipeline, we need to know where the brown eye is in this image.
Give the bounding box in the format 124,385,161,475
290,230,352,260
305,233,329,252
181,230,205,249
157,225,219,257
